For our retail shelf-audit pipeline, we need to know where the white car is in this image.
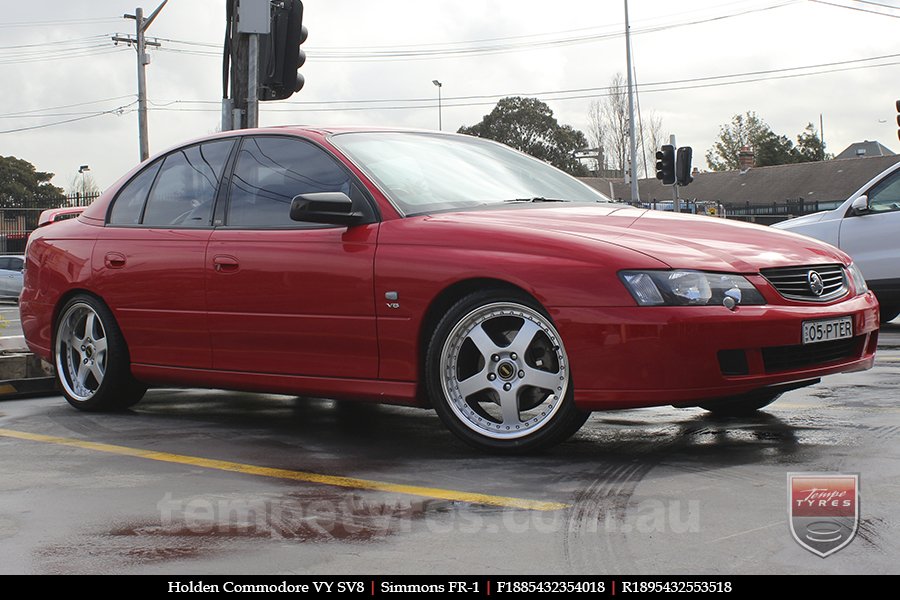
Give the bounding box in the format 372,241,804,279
0,254,25,300
773,160,900,323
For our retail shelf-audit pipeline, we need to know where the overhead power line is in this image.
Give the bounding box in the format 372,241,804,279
149,1,801,62
810,0,900,17
0,34,110,50
0,17,120,29
144,58,900,115
0,101,136,135
0,95,136,119
144,51,900,111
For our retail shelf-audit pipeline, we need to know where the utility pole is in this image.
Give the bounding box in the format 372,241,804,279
624,0,639,203
114,1,168,162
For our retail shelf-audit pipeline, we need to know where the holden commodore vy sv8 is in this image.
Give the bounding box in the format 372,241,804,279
21,128,879,452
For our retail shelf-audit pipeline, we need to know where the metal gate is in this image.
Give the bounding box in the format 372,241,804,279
0,192,99,254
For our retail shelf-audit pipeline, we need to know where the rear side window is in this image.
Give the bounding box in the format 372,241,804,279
227,137,351,227
0,258,9,271
108,139,234,227
142,140,234,227
109,161,162,225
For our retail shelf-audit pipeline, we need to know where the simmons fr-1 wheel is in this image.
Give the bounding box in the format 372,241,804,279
426,290,589,453
55,295,146,411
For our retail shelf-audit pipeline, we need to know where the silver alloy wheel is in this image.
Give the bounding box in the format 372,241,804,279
439,302,570,440
55,302,108,403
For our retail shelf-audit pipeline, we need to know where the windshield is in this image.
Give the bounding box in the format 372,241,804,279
330,131,611,216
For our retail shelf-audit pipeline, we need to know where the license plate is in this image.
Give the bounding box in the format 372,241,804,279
802,316,853,345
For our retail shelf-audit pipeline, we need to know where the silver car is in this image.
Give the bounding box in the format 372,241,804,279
0,255,25,300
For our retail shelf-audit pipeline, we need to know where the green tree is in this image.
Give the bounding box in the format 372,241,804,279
707,113,828,171
458,97,589,176
705,111,772,171
795,123,827,162
754,130,797,167
0,155,65,208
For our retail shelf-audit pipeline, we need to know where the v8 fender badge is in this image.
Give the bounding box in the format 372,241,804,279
788,473,859,557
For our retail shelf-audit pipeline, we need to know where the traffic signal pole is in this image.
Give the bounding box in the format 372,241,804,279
222,0,306,131
247,33,260,128
670,134,680,213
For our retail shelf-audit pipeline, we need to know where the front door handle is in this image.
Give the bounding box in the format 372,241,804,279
213,255,240,273
104,252,126,269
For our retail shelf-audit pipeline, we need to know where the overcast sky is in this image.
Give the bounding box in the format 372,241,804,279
1,0,899,191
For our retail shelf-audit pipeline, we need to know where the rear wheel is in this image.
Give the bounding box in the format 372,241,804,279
699,391,781,416
426,290,589,453
55,295,146,411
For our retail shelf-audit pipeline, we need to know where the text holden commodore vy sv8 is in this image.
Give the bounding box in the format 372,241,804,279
20,128,879,452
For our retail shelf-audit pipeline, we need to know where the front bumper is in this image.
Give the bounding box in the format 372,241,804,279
552,292,879,410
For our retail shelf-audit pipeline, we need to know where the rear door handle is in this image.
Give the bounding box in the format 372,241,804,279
104,252,126,269
213,255,240,273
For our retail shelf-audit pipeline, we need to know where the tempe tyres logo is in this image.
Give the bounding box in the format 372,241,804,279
788,473,859,557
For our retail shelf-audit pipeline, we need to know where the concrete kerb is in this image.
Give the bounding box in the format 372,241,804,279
0,351,57,400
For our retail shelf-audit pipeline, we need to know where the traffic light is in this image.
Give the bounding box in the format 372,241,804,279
656,144,676,185
676,146,693,186
896,99,900,142
259,0,307,101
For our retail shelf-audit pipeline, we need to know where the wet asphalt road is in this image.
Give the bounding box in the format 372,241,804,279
1,324,898,575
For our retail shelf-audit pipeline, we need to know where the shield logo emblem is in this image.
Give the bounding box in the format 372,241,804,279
788,473,859,557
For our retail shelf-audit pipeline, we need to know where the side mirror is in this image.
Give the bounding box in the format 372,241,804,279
290,192,364,226
850,195,870,215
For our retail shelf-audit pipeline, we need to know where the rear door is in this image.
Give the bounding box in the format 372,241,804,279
206,135,379,378
93,139,235,369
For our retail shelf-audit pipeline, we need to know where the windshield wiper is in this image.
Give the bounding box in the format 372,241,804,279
502,197,570,203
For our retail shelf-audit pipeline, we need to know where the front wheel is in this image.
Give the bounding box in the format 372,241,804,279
879,305,899,324
426,290,589,453
55,295,146,411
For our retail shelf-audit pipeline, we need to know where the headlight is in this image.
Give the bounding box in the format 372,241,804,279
620,270,765,307
846,262,868,296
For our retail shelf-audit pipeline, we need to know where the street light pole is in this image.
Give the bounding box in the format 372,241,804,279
624,0,639,203
78,165,90,201
432,80,443,131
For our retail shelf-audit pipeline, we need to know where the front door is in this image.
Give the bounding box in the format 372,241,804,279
206,135,379,379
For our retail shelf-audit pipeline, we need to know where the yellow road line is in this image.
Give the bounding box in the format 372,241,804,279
0,427,567,512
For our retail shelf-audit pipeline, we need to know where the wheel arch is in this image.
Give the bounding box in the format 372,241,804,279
416,277,540,404
51,290,133,368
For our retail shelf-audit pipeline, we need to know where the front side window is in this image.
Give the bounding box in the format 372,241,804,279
227,136,352,227
867,171,900,213
142,140,234,227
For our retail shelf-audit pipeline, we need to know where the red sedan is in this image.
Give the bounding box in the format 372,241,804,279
21,127,879,452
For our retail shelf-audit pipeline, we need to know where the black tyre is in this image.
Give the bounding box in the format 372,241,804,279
879,305,900,324
54,294,146,411
425,289,589,453
699,391,782,416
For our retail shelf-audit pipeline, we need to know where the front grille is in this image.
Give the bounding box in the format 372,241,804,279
762,336,863,373
761,264,847,302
